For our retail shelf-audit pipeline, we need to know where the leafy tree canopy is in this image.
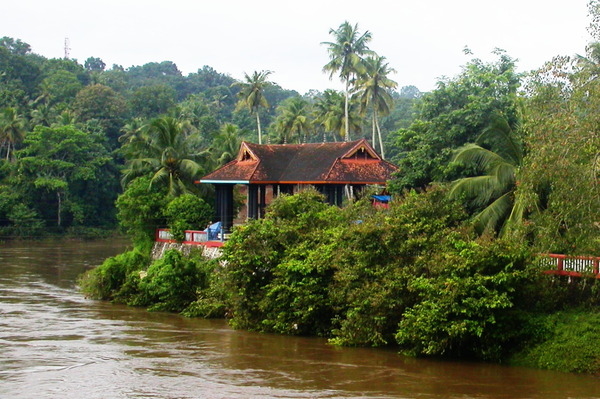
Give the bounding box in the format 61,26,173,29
389,50,521,190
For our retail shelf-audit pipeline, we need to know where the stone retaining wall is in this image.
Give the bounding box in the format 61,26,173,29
151,242,223,261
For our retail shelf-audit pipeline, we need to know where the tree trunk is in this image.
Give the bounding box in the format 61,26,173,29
371,112,376,148
256,112,262,144
375,109,385,159
344,80,350,142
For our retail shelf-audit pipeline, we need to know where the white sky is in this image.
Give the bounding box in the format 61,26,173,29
4,0,592,94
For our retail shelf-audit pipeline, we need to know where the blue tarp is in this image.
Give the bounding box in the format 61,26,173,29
372,195,391,202
205,221,221,240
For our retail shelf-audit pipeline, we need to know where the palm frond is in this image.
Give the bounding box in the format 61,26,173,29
478,113,523,165
178,158,203,178
489,162,516,189
453,143,506,171
450,175,503,207
473,192,513,234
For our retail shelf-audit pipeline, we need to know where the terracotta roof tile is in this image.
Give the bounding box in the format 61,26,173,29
200,139,398,184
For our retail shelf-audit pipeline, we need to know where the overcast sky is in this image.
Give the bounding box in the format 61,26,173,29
4,0,592,94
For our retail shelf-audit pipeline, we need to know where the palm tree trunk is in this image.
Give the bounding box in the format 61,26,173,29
371,112,376,148
375,109,385,159
344,80,350,142
256,112,262,144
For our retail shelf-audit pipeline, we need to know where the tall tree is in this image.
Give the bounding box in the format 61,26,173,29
129,84,176,118
84,57,106,72
273,97,312,144
354,55,397,158
0,107,25,161
0,37,31,55
14,125,112,227
322,21,373,141
208,123,243,167
72,84,127,147
313,89,362,142
519,54,600,253
29,103,56,127
313,90,344,142
39,70,83,107
233,70,272,144
389,50,521,191
122,116,203,196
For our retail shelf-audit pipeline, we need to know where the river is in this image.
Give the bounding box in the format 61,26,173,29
0,239,598,399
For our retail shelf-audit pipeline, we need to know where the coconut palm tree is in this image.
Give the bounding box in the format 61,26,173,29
0,107,25,161
209,123,243,166
53,110,77,127
354,55,397,158
313,89,362,142
122,116,203,196
233,70,272,144
313,90,344,142
29,103,56,127
449,114,529,236
322,21,373,141
273,97,312,144
118,117,148,160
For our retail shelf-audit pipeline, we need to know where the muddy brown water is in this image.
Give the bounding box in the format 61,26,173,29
1,239,598,399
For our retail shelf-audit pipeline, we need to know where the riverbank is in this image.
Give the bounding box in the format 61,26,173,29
79,190,600,375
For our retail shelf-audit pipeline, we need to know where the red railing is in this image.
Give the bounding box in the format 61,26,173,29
155,228,223,247
542,254,600,279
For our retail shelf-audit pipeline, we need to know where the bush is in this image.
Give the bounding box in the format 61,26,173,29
181,259,228,318
78,248,149,300
136,249,209,312
116,176,168,246
329,186,467,347
395,237,539,360
510,310,600,373
223,189,343,334
164,193,213,242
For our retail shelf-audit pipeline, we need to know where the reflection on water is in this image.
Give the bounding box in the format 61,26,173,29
0,239,599,399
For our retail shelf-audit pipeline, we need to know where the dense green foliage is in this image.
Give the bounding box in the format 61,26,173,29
74,9,600,375
0,124,117,234
79,182,600,372
115,176,169,246
79,247,222,315
218,188,551,362
388,50,520,190
79,248,150,301
165,194,213,241
0,34,418,237
510,310,600,373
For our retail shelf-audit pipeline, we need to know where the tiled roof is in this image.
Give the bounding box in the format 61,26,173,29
200,139,398,184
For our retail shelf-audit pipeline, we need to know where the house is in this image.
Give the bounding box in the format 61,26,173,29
198,139,398,231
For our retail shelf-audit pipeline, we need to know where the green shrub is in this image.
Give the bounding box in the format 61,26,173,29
510,310,600,373
164,193,213,242
329,186,468,347
395,237,539,361
79,248,149,300
223,189,342,333
137,249,207,312
181,259,228,318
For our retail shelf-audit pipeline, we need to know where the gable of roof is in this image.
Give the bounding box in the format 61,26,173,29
200,139,398,184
